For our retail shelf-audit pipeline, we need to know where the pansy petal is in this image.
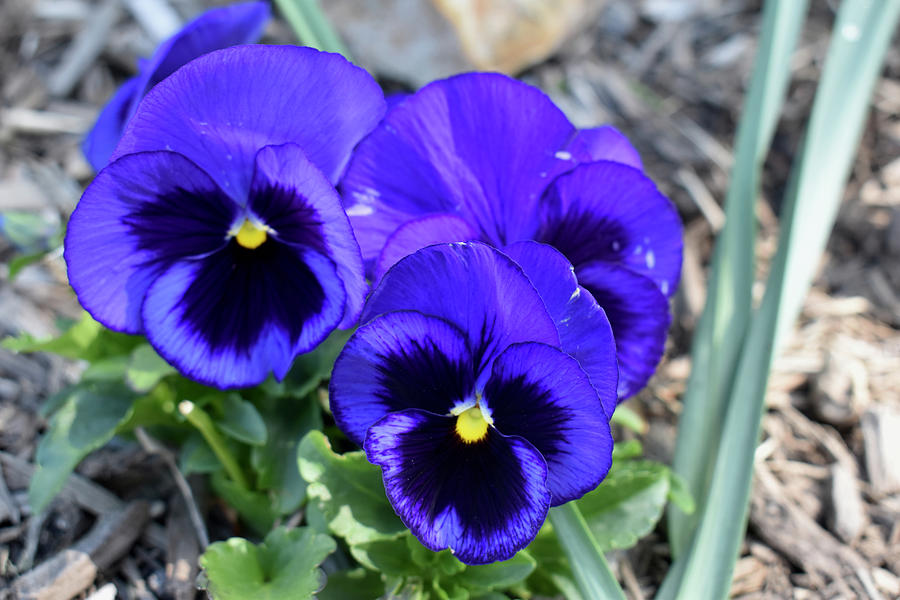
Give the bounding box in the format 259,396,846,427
539,161,682,297
82,77,141,171
577,261,671,399
341,72,578,257
142,244,344,388
569,125,643,171
502,241,618,416
249,143,366,327
64,151,237,333
113,45,385,200
330,311,474,446
374,214,477,282
137,2,269,98
362,243,560,375
484,342,612,504
365,409,550,564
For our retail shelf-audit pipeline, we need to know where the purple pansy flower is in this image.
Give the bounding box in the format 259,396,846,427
82,1,270,171
330,242,616,564
340,73,682,400
65,45,385,388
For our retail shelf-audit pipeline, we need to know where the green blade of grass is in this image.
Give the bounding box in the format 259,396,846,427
273,0,351,58
667,0,809,557
660,1,900,597
549,503,626,600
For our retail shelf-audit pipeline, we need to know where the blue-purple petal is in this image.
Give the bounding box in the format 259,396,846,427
569,125,643,171
137,2,269,99
577,261,671,399
82,2,269,171
82,77,142,171
64,151,237,333
249,143,366,327
362,243,560,378
113,45,385,201
502,241,618,416
375,214,477,282
141,245,345,388
341,72,579,263
484,342,612,504
538,160,682,298
330,311,474,446
364,408,550,564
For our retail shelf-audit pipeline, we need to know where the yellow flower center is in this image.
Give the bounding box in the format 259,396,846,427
455,405,491,443
234,219,268,249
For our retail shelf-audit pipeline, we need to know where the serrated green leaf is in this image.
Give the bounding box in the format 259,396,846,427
578,460,669,551
453,551,535,590
317,568,386,600
2,311,141,362
470,593,508,600
250,397,322,515
350,536,415,575
3,311,101,359
82,355,130,381
406,535,463,575
200,526,336,600
126,344,176,392
611,439,643,461
432,579,469,600
211,470,277,535
297,431,405,545
179,432,222,475
29,382,137,512
610,404,646,434
216,394,267,446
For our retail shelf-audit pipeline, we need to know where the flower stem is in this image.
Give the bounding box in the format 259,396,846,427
549,502,626,600
179,400,249,490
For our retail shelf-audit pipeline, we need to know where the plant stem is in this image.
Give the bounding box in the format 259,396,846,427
179,400,249,490
549,502,626,600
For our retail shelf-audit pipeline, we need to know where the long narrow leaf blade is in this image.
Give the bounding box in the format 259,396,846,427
668,0,809,556
660,1,900,597
273,0,351,57
549,503,626,600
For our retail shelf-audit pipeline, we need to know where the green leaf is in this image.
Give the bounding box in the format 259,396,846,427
179,432,222,475
29,382,137,512
406,534,464,575
3,311,101,359
126,344,176,392
82,355,131,381
667,471,695,515
661,1,900,597
668,0,811,556
216,394,267,446
579,460,670,551
317,568,386,600
211,470,278,535
453,551,535,591
548,503,625,600
2,311,142,362
610,404,646,434
611,439,642,461
297,431,405,545
200,526,336,600
251,397,322,514
8,250,48,280
271,0,350,57
349,536,415,575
